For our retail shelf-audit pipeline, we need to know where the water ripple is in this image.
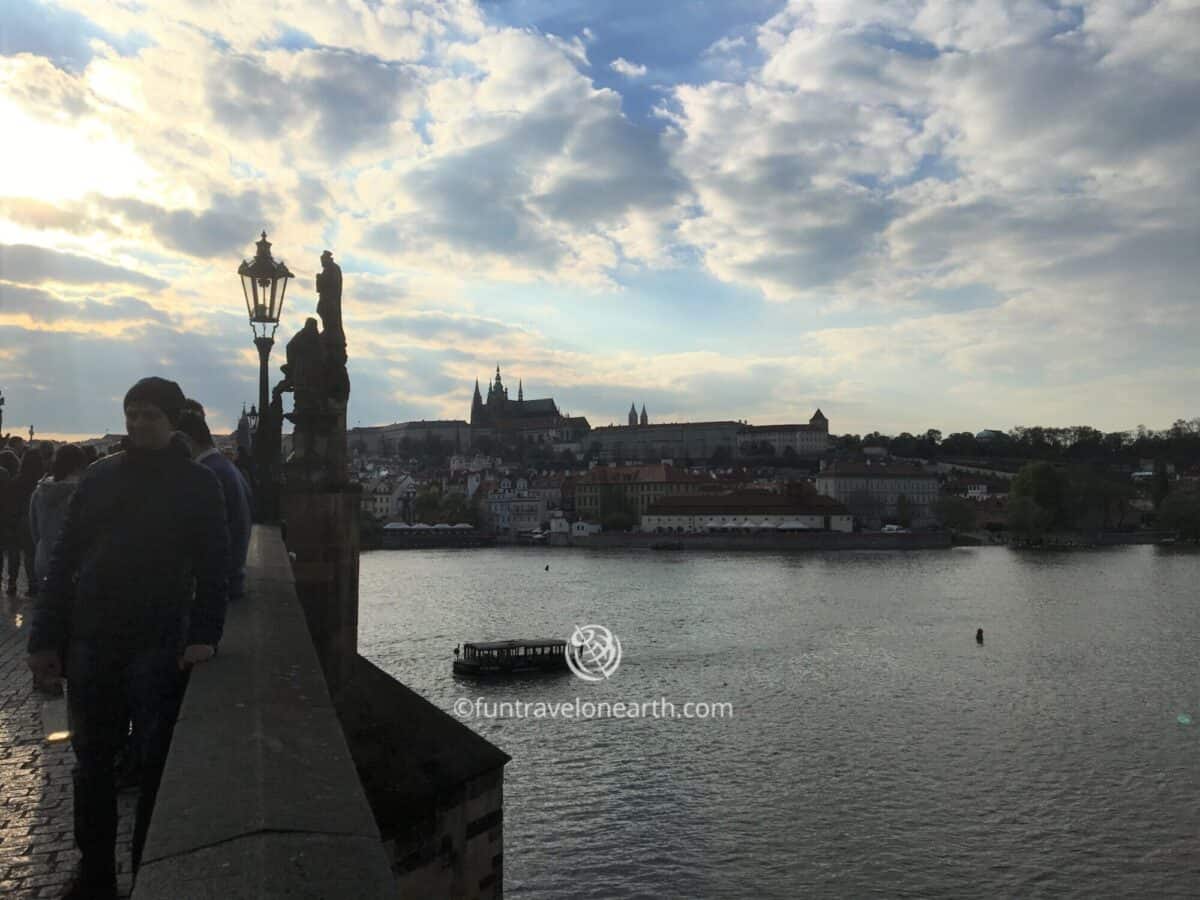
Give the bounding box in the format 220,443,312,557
359,545,1200,898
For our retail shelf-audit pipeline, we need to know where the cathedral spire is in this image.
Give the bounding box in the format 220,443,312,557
471,377,485,426
628,403,638,427
640,404,648,426
518,379,524,402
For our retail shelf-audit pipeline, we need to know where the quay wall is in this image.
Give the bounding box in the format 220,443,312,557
573,531,954,551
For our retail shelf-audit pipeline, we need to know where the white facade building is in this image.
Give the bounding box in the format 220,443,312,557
815,463,939,527
486,477,548,533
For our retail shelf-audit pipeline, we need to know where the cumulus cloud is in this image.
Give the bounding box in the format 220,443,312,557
99,192,269,259
610,57,647,77
0,243,165,289
2,0,1197,435
206,48,423,164
0,282,170,327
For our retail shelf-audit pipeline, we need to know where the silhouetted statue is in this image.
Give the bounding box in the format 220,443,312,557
281,318,327,416
317,250,345,365
273,250,352,489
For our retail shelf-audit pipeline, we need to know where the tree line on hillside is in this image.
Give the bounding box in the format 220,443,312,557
1000,461,1200,541
835,419,1200,467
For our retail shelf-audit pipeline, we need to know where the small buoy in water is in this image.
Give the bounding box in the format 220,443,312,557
545,564,549,571
976,628,984,644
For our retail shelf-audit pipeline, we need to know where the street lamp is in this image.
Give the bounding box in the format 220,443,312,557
239,231,293,522
238,231,294,418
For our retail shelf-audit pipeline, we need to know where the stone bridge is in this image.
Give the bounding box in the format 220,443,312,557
0,526,507,899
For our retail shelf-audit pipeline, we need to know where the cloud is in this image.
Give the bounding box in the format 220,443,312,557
667,0,1200,318
0,283,170,326
357,27,684,280
99,192,269,259
0,197,95,233
610,57,647,77
206,48,422,164
0,243,165,289
1,0,147,73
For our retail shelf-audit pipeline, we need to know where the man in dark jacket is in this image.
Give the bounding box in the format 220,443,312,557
27,377,230,900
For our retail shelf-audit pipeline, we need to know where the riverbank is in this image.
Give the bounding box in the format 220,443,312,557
564,531,953,551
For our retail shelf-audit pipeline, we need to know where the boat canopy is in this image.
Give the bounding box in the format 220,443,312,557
465,639,567,652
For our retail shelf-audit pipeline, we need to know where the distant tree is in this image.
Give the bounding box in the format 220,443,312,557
601,509,636,531
1066,465,1132,530
413,485,442,522
1011,462,1069,528
1007,495,1053,540
440,490,476,526
890,433,918,458
359,509,384,550
1157,484,1200,540
940,432,979,457
1152,458,1170,509
934,495,976,532
709,446,733,466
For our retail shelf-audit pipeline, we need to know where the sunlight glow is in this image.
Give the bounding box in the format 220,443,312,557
0,97,154,203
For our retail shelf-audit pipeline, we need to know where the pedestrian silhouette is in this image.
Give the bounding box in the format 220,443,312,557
976,628,984,644
27,376,231,899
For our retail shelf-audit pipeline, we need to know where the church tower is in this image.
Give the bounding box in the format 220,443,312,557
640,404,648,426
471,379,484,426
488,365,508,405
628,403,638,426
518,380,524,403
809,408,828,431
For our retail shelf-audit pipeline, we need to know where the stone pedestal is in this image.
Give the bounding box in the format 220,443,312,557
281,486,362,692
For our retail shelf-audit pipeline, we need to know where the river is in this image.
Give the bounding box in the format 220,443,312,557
358,545,1200,898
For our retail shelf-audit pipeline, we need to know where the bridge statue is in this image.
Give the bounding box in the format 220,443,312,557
272,250,351,488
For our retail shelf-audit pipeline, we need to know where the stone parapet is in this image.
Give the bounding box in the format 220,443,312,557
133,525,393,899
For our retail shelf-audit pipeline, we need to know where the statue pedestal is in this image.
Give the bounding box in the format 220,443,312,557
284,405,348,490
281,485,362,692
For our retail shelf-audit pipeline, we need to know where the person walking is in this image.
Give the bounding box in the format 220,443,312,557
29,444,88,591
0,448,21,596
14,448,46,598
26,377,231,900
175,399,253,604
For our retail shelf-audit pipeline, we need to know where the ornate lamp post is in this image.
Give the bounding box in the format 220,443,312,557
239,231,294,418
239,232,293,521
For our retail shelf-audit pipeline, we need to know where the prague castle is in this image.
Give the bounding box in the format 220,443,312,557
469,366,589,446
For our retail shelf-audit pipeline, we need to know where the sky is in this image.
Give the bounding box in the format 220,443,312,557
0,0,1197,440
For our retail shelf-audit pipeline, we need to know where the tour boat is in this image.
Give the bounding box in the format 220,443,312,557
453,639,571,676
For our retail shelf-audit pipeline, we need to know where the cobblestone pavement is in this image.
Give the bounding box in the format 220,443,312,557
1,594,134,899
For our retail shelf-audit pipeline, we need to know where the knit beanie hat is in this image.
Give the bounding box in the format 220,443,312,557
123,377,187,426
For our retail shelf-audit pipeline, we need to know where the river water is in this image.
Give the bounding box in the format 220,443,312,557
358,545,1200,898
